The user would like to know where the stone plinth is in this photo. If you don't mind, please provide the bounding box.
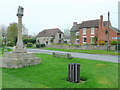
[1,52,41,68]
[12,46,27,53]
[0,6,41,68]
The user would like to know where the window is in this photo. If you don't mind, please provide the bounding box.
[83,28,86,35]
[76,39,79,43]
[83,36,87,43]
[59,34,61,38]
[91,28,95,34]
[76,31,79,36]
[91,36,95,43]
[105,30,108,34]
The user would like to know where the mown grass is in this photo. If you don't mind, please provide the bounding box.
[2,53,118,88]
[42,47,119,55]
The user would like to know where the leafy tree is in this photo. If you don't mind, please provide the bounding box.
[6,22,28,46]
[0,25,8,46]
[7,22,18,46]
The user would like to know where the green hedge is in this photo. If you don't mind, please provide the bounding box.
[27,43,33,47]
[110,41,120,45]
[36,44,45,48]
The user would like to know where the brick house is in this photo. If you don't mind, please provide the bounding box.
[97,26,120,43]
[70,15,120,44]
[36,28,64,45]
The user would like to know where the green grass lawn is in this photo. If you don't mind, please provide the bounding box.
[2,53,118,88]
[42,47,119,56]
[0,47,12,54]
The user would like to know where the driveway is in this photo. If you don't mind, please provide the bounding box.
[27,48,119,63]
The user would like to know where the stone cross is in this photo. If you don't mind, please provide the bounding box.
[12,6,27,53]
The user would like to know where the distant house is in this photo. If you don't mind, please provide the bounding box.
[64,29,70,43]
[36,28,64,45]
[97,26,120,43]
[70,15,120,44]
[70,22,80,44]
[64,35,70,44]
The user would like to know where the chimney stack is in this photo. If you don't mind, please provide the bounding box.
[99,15,104,30]
[73,22,77,26]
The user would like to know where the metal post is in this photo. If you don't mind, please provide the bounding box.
[68,63,80,83]
[107,11,110,51]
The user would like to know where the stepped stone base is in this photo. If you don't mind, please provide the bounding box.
[0,52,41,68]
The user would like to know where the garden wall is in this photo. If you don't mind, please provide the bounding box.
[46,45,116,50]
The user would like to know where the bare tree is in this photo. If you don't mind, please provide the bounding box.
[22,24,28,36]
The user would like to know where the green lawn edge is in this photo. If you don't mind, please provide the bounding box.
[2,53,118,88]
[42,47,119,56]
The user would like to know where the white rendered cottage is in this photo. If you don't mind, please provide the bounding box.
[36,28,64,45]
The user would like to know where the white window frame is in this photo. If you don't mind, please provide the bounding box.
[76,39,79,43]
[82,36,87,43]
[91,36,95,43]
[83,28,86,35]
[91,28,95,34]
[76,31,79,36]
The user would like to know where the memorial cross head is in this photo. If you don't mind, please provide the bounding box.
[17,6,24,18]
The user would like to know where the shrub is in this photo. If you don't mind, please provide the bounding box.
[97,41,105,45]
[110,41,120,45]
[23,38,36,44]
[110,41,118,45]
[36,44,46,48]
[7,42,14,46]
[27,43,33,47]
[41,44,45,47]
[36,44,41,48]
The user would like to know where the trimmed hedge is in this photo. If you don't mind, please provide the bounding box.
[27,43,33,47]
[36,44,45,48]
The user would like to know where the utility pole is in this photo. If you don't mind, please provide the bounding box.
[107,11,110,51]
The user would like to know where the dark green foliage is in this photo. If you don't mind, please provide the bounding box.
[36,44,41,48]
[50,38,55,43]
[27,43,33,47]
[110,41,119,45]
[36,44,45,48]
[41,44,45,47]
[7,42,14,46]
[7,23,18,46]
[23,38,36,44]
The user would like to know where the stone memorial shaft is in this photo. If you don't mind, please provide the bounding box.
[12,6,26,53]
[17,14,23,48]
[0,6,41,68]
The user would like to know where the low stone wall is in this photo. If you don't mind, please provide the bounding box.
[46,45,116,50]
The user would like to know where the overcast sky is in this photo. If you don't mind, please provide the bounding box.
[0,0,119,35]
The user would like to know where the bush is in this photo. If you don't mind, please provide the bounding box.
[7,42,14,46]
[97,41,105,45]
[36,44,41,48]
[36,44,46,48]
[41,44,45,47]
[110,41,118,45]
[27,43,33,47]
[23,38,36,44]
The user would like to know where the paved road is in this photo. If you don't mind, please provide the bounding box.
[27,49,119,63]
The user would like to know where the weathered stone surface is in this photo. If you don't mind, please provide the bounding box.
[53,52,73,59]
[0,6,41,68]
[1,52,41,68]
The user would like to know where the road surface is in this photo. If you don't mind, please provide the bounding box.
[27,48,119,63]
